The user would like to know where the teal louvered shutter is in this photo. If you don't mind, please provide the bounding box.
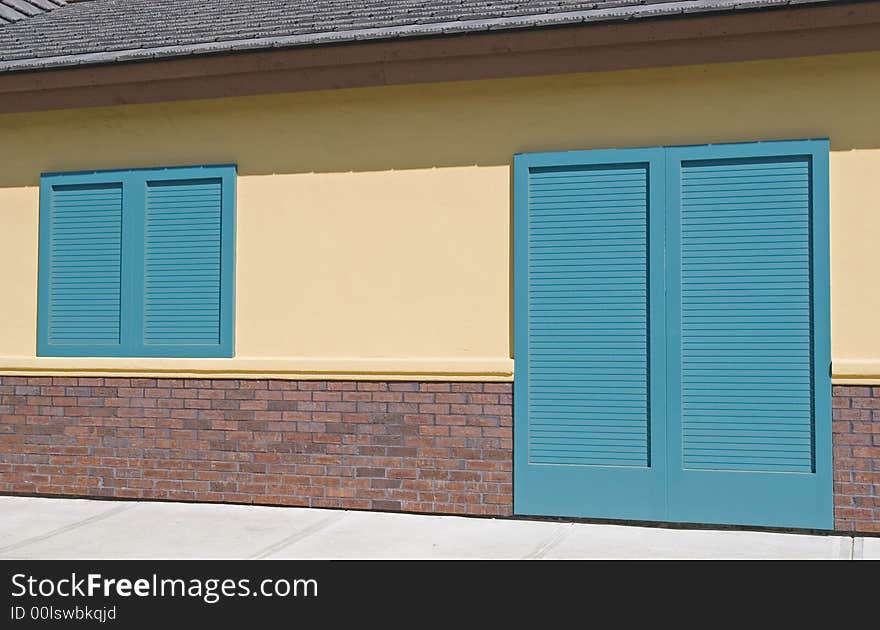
[679,158,813,471]
[143,177,226,351]
[39,165,235,358]
[514,148,667,520]
[665,141,831,529]
[38,179,124,355]
[515,140,830,529]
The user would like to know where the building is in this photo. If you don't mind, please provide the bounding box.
[1,0,878,533]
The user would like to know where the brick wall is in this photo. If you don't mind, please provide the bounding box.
[0,377,513,516]
[3,376,879,532]
[832,385,880,533]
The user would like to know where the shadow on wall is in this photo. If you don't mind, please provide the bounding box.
[1,52,880,187]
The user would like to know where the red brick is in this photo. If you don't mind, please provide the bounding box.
[853,446,880,459]
[833,408,872,421]
[837,434,873,446]
[326,382,357,391]
[418,403,449,414]
[450,383,482,393]
[387,382,418,392]
[435,415,466,426]
[297,382,327,391]
[834,386,873,397]
[484,383,511,392]
[339,391,370,402]
[371,392,403,403]
[419,383,451,393]
[352,382,385,391]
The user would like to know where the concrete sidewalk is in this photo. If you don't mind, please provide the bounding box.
[0,496,876,560]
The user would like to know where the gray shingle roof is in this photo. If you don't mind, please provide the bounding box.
[0,0,851,73]
[0,0,65,25]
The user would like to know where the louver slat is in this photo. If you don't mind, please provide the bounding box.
[144,178,223,346]
[527,165,650,467]
[679,157,814,473]
[47,183,123,347]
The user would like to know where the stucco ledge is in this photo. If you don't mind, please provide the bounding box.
[0,356,515,382]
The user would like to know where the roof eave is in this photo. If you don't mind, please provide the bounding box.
[0,0,846,75]
[0,0,879,114]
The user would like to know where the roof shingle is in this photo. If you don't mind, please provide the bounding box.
[0,0,65,26]
[0,0,852,73]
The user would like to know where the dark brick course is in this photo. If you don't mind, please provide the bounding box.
[0,377,512,516]
[832,384,880,533]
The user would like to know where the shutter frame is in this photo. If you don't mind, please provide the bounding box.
[136,166,236,358]
[38,165,236,358]
[38,172,125,356]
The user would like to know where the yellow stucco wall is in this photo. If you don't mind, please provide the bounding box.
[1,51,879,382]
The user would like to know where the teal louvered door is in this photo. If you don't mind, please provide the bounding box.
[665,142,831,529]
[39,182,124,354]
[144,178,225,350]
[514,148,667,520]
[514,140,831,528]
[38,165,235,358]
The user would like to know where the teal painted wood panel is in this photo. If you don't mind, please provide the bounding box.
[514,148,668,521]
[144,178,223,346]
[664,140,832,529]
[679,157,814,472]
[527,165,650,467]
[44,182,123,348]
